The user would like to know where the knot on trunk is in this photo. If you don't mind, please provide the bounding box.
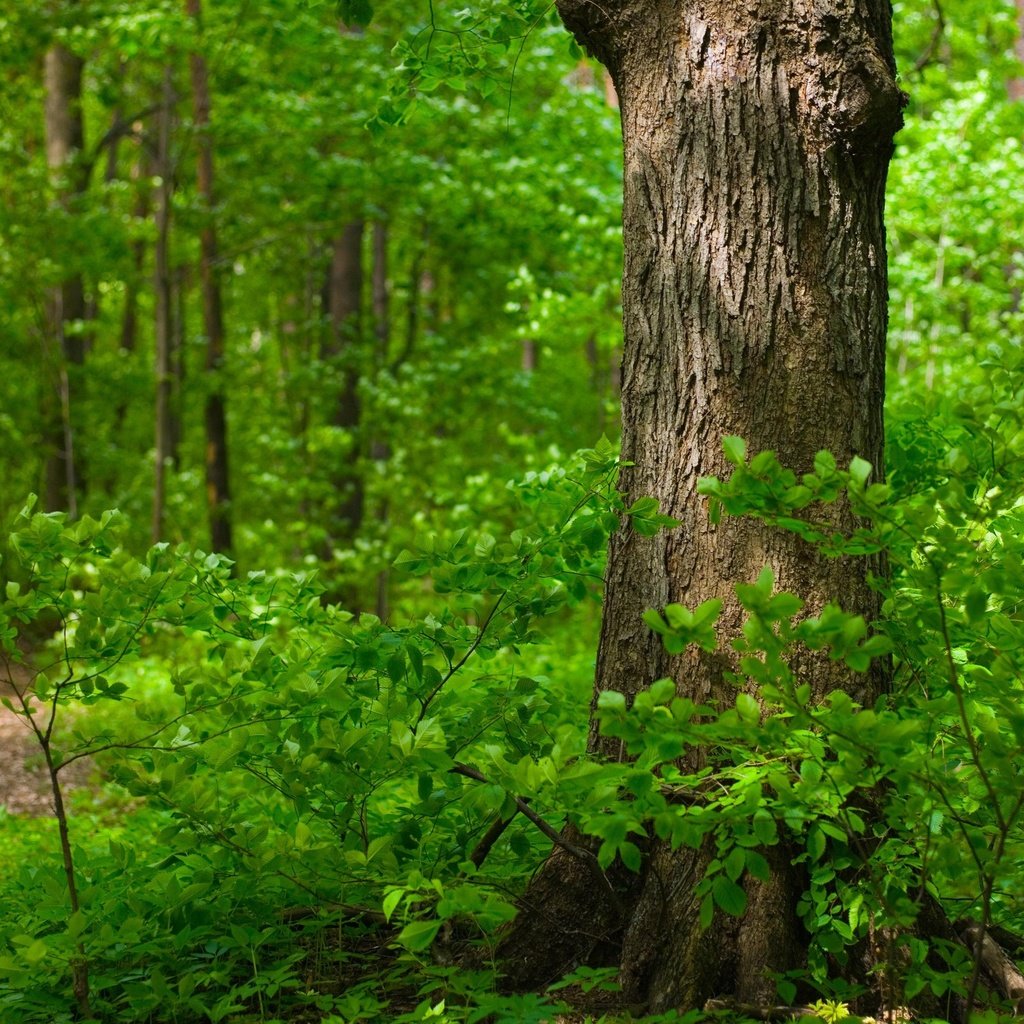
[811,46,906,156]
[555,0,624,73]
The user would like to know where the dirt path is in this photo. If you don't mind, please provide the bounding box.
[1,665,93,817]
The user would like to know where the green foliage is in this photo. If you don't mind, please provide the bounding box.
[0,442,624,1021]
[2,0,1024,1020]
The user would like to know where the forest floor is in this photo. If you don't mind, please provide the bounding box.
[0,666,93,816]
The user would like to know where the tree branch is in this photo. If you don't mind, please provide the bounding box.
[450,761,623,919]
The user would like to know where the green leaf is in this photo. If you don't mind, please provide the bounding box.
[597,690,626,712]
[692,598,723,626]
[723,435,746,466]
[753,813,778,845]
[398,919,441,951]
[712,874,747,916]
[964,588,988,622]
[736,692,760,723]
[619,841,642,872]
[724,846,746,881]
[417,774,433,801]
[383,889,404,923]
[24,939,47,965]
[699,893,714,930]
[745,850,771,880]
[848,455,872,485]
[807,826,826,862]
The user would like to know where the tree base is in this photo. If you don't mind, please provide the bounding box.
[497,838,1023,1023]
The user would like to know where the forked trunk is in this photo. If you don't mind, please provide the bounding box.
[502,0,903,1011]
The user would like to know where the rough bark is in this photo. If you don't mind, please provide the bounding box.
[502,0,904,1013]
[42,39,88,516]
[187,0,233,557]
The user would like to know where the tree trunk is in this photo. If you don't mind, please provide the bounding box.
[501,0,904,1013]
[152,68,175,544]
[322,220,365,564]
[521,338,539,373]
[171,262,188,468]
[42,39,88,516]
[111,146,153,450]
[371,220,391,621]
[187,0,233,557]
[1009,0,1024,101]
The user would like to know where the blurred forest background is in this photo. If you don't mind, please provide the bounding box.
[0,0,1021,602]
[3,0,1024,1021]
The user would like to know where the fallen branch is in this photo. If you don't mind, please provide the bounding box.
[704,998,819,1019]
[958,921,1024,1012]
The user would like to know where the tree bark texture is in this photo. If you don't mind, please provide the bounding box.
[187,0,233,557]
[42,40,88,515]
[502,0,903,1012]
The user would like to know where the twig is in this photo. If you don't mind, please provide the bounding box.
[450,762,623,919]
[912,0,946,73]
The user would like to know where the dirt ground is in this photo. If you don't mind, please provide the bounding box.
[1,664,93,817]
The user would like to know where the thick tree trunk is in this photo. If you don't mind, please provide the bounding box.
[42,40,88,516]
[502,0,903,1013]
[187,0,233,557]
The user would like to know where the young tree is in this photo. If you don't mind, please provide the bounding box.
[501,0,906,1012]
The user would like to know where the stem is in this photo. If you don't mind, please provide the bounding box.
[43,740,91,1019]
[468,811,519,869]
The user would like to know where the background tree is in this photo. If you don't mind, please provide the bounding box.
[42,13,88,516]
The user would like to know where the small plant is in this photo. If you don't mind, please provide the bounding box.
[809,999,851,1023]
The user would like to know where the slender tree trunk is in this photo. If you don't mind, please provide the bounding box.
[171,263,187,468]
[395,245,426,369]
[502,0,904,1012]
[42,39,88,515]
[153,69,175,544]
[1009,0,1024,101]
[187,0,233,557]
[372,220,392,620]
[372,220,389,365]
[322,220,365,566]
[114,156,151,437]
[521,338,539,373]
